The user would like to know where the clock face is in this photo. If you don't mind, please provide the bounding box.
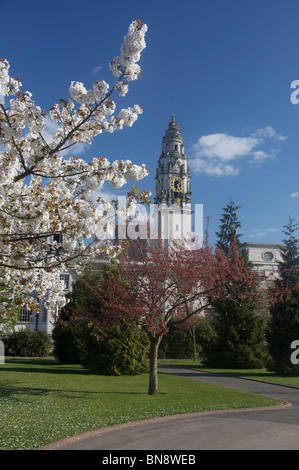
[170,177,184,192]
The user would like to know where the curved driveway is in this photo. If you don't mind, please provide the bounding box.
[41,366,299,450]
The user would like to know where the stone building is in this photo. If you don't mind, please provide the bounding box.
[239,242,283,284]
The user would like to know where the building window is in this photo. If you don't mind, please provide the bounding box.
[60,274,70,290]
[263,251,274,261]
[42,308,47,323]
[20,305,31,322]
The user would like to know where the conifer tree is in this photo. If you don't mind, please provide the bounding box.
[52,263,150,373]
[199,199,267,368]
[266,216,299,375]
[215,198,242,254]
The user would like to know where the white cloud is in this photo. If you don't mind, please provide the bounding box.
[249,227,280,238]
[92,65,102,75]
[191,133,259,162]
[90,188,122,205]
[189,126,287,177]
[189,157,240,177]
[252,126,287,141]
[250,149,276,165]
[290,192,299,198]
[41,115,59,142]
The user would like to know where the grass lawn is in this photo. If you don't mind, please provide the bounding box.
[0,357,282,450]
[158,359,299,388]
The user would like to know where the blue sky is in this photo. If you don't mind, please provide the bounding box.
[2,0,299,246]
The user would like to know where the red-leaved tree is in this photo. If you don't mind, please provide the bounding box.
[116,234,261,395]
[70,232,262,394]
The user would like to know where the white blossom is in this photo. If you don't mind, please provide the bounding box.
[0,20,149,319]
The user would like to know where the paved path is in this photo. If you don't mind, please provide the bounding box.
[40,366,299,450]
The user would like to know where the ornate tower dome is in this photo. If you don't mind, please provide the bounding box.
[155,114,191,207]
[153,115,192,241]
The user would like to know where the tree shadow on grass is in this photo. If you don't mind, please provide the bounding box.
[0,359,150,399]
[0,384,146,402]
[2,358,94,376]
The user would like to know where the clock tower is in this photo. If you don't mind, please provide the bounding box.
[153,115,192,241]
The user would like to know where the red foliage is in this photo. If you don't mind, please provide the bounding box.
[114,235,260,337]
[68,271,143,337]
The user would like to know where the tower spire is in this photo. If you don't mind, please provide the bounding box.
[154,116,191,207]
[153,116,192,241]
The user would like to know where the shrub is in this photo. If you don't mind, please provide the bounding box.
[52,264,150,375]
[198,308,267,369]
[3,329,51,357]
[80,324,150,375]
[52,320,84,364]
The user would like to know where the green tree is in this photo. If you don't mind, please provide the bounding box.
[266,216,299,375]
[79,322,149,376]
[199,303,267,368]
[199,199,267,368]
[52,270,104,364]
[52,263,149,374]
[64,270,104,313]
[215,198,242,253]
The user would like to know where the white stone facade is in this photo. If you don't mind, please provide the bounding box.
[239,242,283,282]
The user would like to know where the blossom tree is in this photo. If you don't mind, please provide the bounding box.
[111,234,261,395]
[0,20,149,318]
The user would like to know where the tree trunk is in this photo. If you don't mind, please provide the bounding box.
[148,334,162,395]
[192,326,197,361]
